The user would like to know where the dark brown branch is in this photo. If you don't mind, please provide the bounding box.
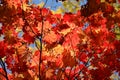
[38,0,48,80]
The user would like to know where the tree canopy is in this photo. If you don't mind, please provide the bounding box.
[0,0,120,80]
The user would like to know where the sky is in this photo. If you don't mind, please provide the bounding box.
[30,0,62,10]
[30,0,88,10]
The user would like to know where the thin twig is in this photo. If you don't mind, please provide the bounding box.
[73,57,91,79]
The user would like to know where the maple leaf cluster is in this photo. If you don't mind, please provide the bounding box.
[0,0,120,80]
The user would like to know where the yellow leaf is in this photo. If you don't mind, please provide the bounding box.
[52,7,64,14]
[70,50,75,57]
[53,44,64,56]
[18,74,24,78]
[22,3,29,11]
[34,76,39,80]
[59,28,71,36]
[35,38,41,50]
[46,69,54,79]
[101,0,105,2]
[62,0,80,13]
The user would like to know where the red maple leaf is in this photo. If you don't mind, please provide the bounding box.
[0,41,7,57]
[23,32,35,43]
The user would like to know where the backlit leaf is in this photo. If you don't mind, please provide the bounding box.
[46,69,54,79]
[23,32,35,43]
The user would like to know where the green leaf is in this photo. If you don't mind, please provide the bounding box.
[114,26,120,40]
[62,0,80,13]
[113,3,120,11]
[35,38,41,50]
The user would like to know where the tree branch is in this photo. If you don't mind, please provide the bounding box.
[38,0,48,80]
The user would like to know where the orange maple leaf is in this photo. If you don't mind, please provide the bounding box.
[46,69,54,79]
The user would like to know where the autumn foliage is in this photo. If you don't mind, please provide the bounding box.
[0,0,120,80]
